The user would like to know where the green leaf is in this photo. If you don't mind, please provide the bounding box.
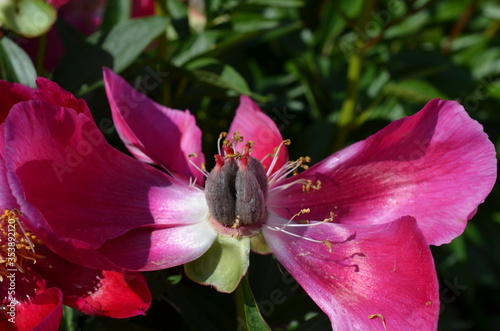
[0,0,56,38]
[237,276,271,331]
[247,0,304,7]
[166,0,190,40]
[184,235,250,293]
[0,37,36,87]
[102,16,169,72]
[100,0,132,32]
[54,16,168,94]
[194,64,252,95]
[384,79,449,103]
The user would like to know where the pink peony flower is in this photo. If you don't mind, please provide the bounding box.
[4,69,496,330]
[0,79,151,331]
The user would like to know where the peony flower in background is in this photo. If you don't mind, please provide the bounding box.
[3,70,496,329]
[0,79,151,331]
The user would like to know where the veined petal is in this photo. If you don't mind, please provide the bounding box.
[228,96,288,173]
[263,215,439,330]
[35,246,151,318]
[5,101,214,271]
[103,68,205,185]
[269,99,497,245]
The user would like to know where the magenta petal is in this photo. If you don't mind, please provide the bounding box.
[263,215,439,330]
[270,99,497,245]
[5,101,215,271]
[0,80,35,122]
[228,96,288,173]
[33,78,93,117]
[103,68,205,185]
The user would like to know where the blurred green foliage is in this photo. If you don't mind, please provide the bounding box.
[1,0,500,330]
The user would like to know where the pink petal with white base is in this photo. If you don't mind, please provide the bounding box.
[263,215,439,330]
[5,101,215,271]
[228,96,288,173]
[269,99,497,246]
[103,68,205,185]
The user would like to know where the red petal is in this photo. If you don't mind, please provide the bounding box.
[32,246,151,318]
[0,288,63,331]
[263,216,439,330]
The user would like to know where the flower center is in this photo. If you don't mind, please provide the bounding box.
[0,209,44,281]
[205,133,268,237]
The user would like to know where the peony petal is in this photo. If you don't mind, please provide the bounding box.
[103,68,205,185]
[33,78,92,117]
[0,287,63,331]
[5,101,214,271]
[269,99,497,245]
[0,125,17,208]
[35,246,151,318]
[228,96,288,173]
[263,215,439,330]
[0,80,35,123]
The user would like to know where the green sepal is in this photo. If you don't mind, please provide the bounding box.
[0,0,56,38]
[184,235,250,293]
[250,232,272,255]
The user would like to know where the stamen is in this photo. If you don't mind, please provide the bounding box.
[266,224,333,252]
[302,180,322,193]
[0,209,44,280]
[188,153,209,178]
[281,212,335,227]
[266,139,291,176]
[268,155,312,185]
[278,208,310,230]
[231,131,244,150]
[217,132,228,156]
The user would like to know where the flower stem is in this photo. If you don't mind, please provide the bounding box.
[35,33,47,76]
[333,0,377,152]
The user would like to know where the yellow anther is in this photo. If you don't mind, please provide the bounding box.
[368,314,388,331]
[188,153,198,158]
[219,132,228,140]
[302,180,322,193]
[1,209,44,279]
[323,240,333,253]
[324,211,335,223]
[231,131,244,143]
